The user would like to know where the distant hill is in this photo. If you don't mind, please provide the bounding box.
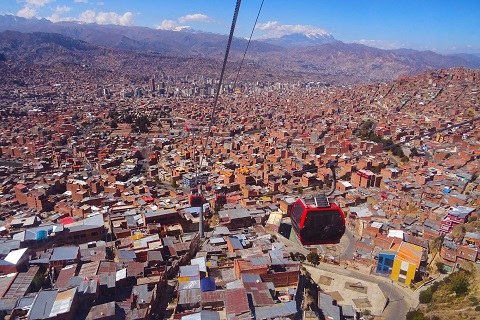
[0,15,281,58]
[0,30,99,63]
[261,32,336,48]
[1,14,479,84]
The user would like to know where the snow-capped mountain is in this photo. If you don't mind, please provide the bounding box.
[260,32,336,48]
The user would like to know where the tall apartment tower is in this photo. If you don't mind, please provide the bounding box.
[149,77,156,92]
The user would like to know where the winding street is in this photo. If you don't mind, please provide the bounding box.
[275,229,417,319]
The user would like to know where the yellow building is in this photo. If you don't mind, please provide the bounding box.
[390,242,424,285]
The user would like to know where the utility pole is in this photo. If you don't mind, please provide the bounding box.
[199,184,204,239]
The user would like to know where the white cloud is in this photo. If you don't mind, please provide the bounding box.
[78,10,96,23]
[155,19,189,31]
[255,21,330,38]
[155,19,177,30]
[74,0,89,3]
[75,10,135,25]
[17,0,54,19]
[178,13,212,24]
[47,5,72,22]
[97,11,134,25]
[17,6,37,19]
[97,2,104,5]
[353,39,405,50]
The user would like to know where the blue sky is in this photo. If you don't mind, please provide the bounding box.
[1,0,479,54]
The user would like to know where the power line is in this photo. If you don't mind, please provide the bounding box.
[199,0,242,167]
[232,0,265,90]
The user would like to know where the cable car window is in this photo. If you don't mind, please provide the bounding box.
[301,210,344,243]
[291,201,304,231]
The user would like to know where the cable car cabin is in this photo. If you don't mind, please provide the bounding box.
[290,195,346,245]
[189,188,205,208]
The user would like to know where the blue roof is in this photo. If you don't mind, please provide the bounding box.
[50,247,79,261]
[228,236,243,250]
[200,277,216,292]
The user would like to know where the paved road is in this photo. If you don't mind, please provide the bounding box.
[275,231,416,319]
[339,229,356,260]
[312,262,412,320]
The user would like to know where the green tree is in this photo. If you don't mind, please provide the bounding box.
[435,261,445,273]
[295,252,306,262]
[419,288,433,304]
[124,114,133,124]
[392,145,405,157]
[448,271,470,296]
[406,310,425,320]
[32,273,46,291]
[410,147,419,157]
[306,251,320,266]
[432,235,444,252]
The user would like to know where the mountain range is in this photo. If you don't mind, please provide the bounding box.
[0,14,479,85]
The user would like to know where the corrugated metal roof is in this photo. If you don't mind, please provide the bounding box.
[209,237,226,244]
[225,288,250,319]
[212,226,231,236]
[249,256,269,266]
[255,301,297,319]
[126,261,144,278]
[191,257,207,273]
[50,247,79,261]
[226,280,243,289]
[182,311,220,320]
[49,288,76,317]
[85,301,115,320]
[0,273,17,298]
[241,274,262,283]
[78,261,100,279]
[117,249,136,262]
[144,209,177,218]
[4,248,27,264]
[180,265,200,278]
[269,250,289,265]
[244,282,274,306]
[28,290,57,320]
[228,236,243,250]
[178,288,201,305]
[54,264,76,289]
[178,280,200,290]
[201,290,225,304]
[200,277,215,292]
[3,265,39,299]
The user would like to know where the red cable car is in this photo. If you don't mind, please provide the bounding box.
[290,194,346,245]
[189,188,205,208]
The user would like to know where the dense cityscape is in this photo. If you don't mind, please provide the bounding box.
[0,12,479,320]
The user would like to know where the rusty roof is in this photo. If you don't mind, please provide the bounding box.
[0,273,17,298]
[244,282,274,307]
[54,264,76,290]
[77,261,100,279]
[225,288,250,319]
[85,301,115,320]
[3,265,39,299]
[201,290,225,304]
